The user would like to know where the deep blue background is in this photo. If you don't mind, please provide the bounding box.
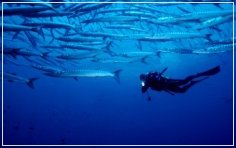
[2,2,234,145]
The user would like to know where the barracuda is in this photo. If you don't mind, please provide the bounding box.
[2,6,49,16]
[193,15,232,30]
[56,52,98,60]
[138,32,212,42]
[180,10,233,21]
[4,48,49,59]
[44,69,122,83]
[97,8,140,15]
[192,44,233,54]
[3,72,39,89]
[23,22,76,30]
[56,36,103,43]
[22,12,75,18]
[31,64,62,73]
[81,16,141,24]
[3,23,39,32]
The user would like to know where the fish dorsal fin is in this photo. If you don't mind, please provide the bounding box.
[177,6,191,13]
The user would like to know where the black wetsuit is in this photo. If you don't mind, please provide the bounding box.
[140,65,220,95]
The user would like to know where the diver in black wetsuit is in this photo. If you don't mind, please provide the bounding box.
[140,65,220,100]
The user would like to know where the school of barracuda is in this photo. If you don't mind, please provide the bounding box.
[1,2,234,88]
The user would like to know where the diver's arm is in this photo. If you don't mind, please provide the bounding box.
[141,86,149,93]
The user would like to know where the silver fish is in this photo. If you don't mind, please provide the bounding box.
[44,69,122,83]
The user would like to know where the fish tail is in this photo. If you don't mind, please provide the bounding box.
[205,33,213,43]
[141,56,149,64]
[32,26,45,40]
[113,69,122,84]
[42,52,50,60]
[103,41,116,56]
[23,31,37,47]
[49,28,56,44]
[26,77,39,89]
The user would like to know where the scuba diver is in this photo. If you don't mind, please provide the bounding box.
[140,65,220,100]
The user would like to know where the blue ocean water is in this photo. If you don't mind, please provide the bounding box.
[2,2,234,145]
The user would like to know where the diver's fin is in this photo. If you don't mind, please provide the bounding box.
[113,69,122,84]
[26,78,39,89]
[196,65,220,77]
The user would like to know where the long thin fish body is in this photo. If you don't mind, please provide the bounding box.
[23,22,75,30]
[3,72,39,89]
[104,25,147,32]
[138,32,208,41]
[2,6,49,16]
[121,11,158,19]
[80,42,105,46]
[64,3,89,12]
[144,16,186,25]
[56,36,102,43]
[81,16,141,23]
[180,10,233,21]
[193,15,232,30]
[207,37,235,45]
[132,5,177,16]
[3,48,41,57]
[76,31,116,38]
[40,45,61,49]
[76,3,110,13]
[145,10,232,25]
[56,52,97,60]
[104,24,133,29]
[74,32,148,40]
[15,49,44,57]
[31,64,62,73]
[157,32,205,39]
[97,8,140,15]
[22,12,75,18]
[121,51,158,57]
[92,58,134,64]
[192,44,233,54]
[110,34,149,40]
[60,44,103,51]
[3,23,38,32]
[155,48,193,54]
[46,69,114,78]
[4,73,30,83]
[44,68,122,83]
